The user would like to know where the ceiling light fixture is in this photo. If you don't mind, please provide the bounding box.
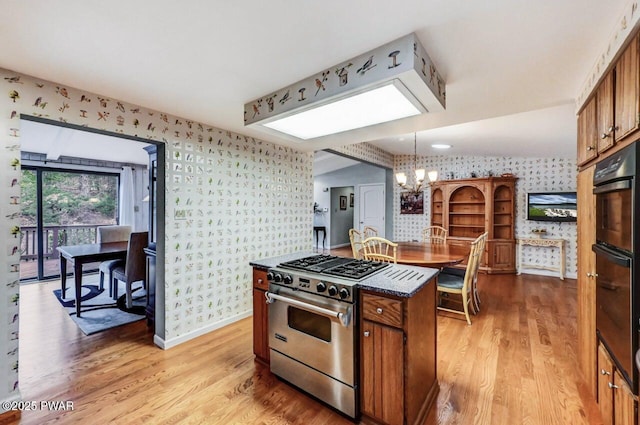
[431,144,451,149]
[244,33,446,141]
[396,133,438,194]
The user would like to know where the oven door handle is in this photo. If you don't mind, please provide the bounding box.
[265,292,351,327]
[592,244,632,268]
[593,179,631,194]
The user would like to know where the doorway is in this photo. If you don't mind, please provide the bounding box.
[329,187,354,248]
[17,116,165,337]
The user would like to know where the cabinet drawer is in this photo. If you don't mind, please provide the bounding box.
[253,269,268,290]
[362,293,403,328]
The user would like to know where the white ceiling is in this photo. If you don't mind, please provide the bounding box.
[1,1,628,157]
[20,120,150,165]
[314,151,361,176]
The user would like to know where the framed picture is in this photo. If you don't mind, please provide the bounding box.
[350,193,354,207]
[340,195,347,210]
[400,191,424,214]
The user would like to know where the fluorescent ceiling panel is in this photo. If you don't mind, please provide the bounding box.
[263,83,422,140]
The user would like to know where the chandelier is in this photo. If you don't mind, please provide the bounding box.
[395,133,437,194]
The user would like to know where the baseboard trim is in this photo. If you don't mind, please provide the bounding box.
[153,310,252,350]
[518,269,577,280]
[0,392,22,424]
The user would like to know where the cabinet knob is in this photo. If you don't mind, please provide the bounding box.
[376,307,383,314]
[601,369,611,376]
[587,146,595,151]
[586,272,598,278]
[257,278,263,284]
[601,133,609,139]
[364,331,370,337]
[608,382,618,389]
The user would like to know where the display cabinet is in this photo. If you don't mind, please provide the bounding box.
[430,176,517,273]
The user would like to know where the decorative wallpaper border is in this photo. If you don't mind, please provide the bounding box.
[576,0,640,110]
[244,33,445,126]
[0,68,313,404]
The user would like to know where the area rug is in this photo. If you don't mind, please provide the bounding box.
[52,276,146,335]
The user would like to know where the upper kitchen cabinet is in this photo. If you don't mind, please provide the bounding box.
[615,34,640,143]
[577,96,598,166]
[580,34,640,169]
[597,70,616,153]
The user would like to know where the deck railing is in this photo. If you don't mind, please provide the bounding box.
[20,224,104,262]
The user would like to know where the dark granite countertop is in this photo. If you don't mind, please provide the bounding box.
[250,253,438,298]
[357,264,439,298]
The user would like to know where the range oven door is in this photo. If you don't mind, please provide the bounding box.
[266,284,357,417]
[594,179,632,253]
[267,284,355,384]
[593,243,637,390]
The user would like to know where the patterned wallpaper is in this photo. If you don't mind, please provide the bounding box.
[0,68,313,403]
[393,155,578,277]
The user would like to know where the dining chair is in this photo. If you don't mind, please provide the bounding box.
[436,232,488,325]
[97,225,132,297]
[422,225,447,244]
[112,231,148,307]
[362,236,398,263]
[363,226,378,238]
[349,228,364,259]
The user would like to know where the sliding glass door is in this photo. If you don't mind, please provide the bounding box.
[20,167,119,281]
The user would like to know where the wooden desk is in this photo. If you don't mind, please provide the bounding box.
[517,237,565,280]
[394,241,470,268]
[57,242,128,317]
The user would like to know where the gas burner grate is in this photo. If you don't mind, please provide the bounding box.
[278,255,389,280]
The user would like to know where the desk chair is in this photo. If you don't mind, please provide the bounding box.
[422,225,447,244]
[112,231,148,308]
[363,226,379,238]
[97,225,131,297]
[349,229,363,259]
[436,232,487,325]
[362,236,398,264]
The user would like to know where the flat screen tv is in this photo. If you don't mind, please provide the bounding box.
[527,192,577,222]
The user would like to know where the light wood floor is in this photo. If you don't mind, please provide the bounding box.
[13,269,603,424]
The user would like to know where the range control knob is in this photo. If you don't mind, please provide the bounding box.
[283,275,293,285]
[266,272,274,281]
[328,285,338,296]
[316,282,327,292]
[273,273,283,283]
[339,288,350,300]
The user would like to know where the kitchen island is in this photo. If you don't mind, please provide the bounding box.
[250,253,439,425]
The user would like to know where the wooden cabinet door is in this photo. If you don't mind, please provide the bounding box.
[361,320,404,425]
[577,96,598,166]
[615,35,640,142]
[598,345,615,425]
[487,240,515,272]
[598,71,616,153]
[613,370,636,425]
[577,166,597,394]
[252,288,269,363]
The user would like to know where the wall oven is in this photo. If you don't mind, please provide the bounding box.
[593,141,640,393]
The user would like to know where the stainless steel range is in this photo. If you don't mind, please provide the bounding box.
[265,255,389,418]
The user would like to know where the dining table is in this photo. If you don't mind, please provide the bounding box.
[57,241,128,317]
[394,241,470,268]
